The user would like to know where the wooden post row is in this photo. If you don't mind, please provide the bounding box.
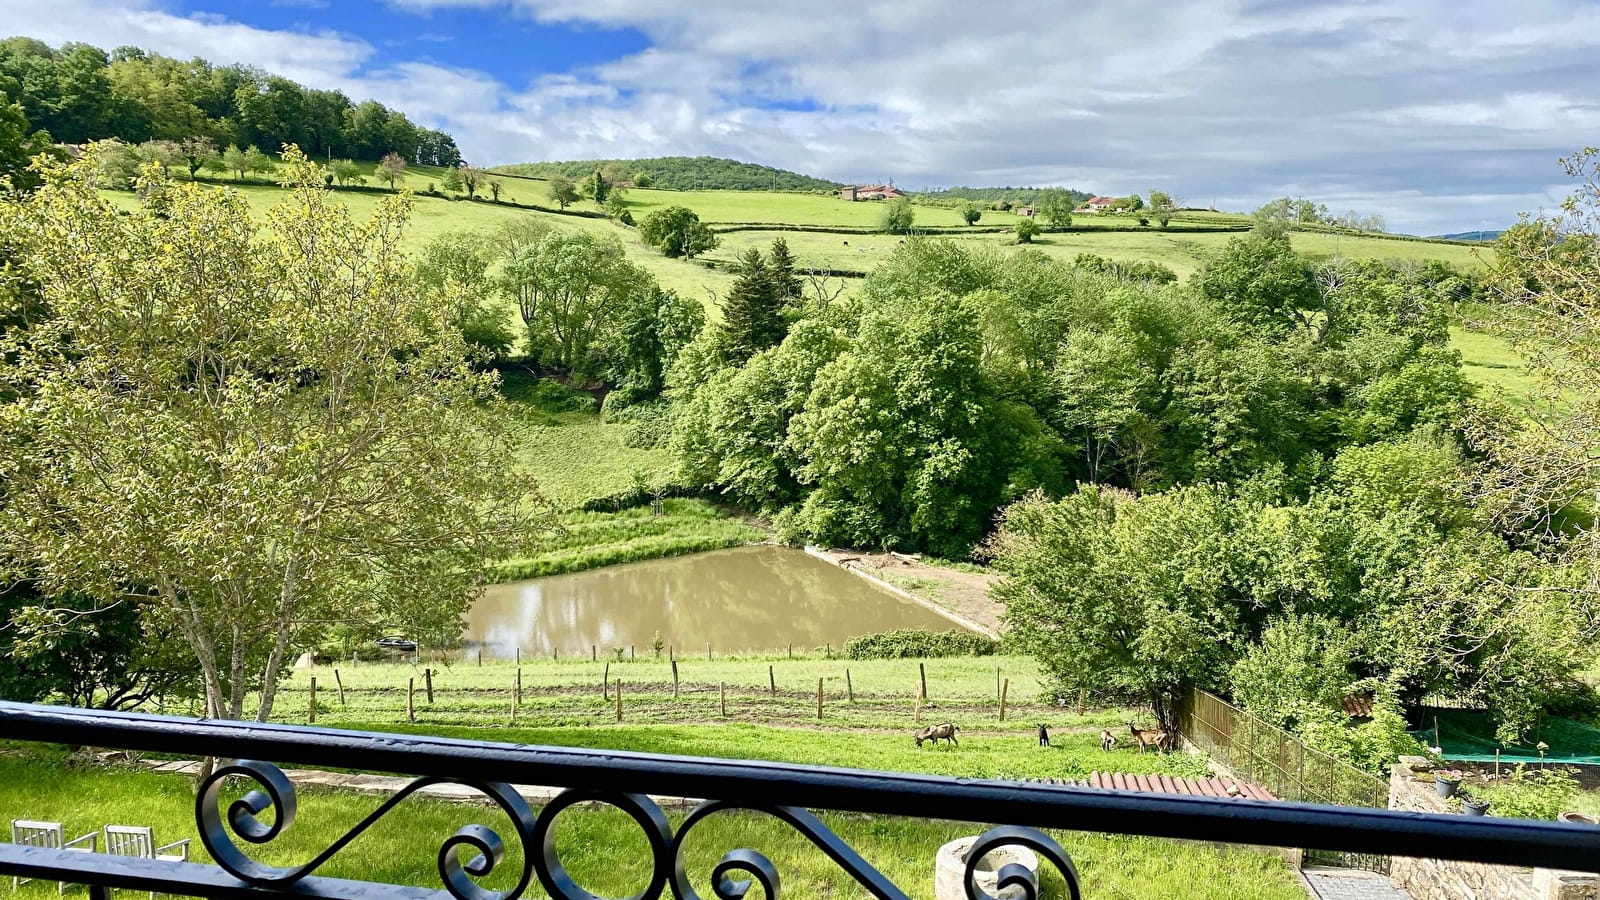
[615,679,622,722]
[308,676,317,724]
[425,668,434,705]
[920,662,928,701]
[672,660,680,698]
[407,677,415,723]
[603,662,610,698]
[720,682,727,717]
[1000,678,1010,722]
[816,677,823,719]
[769,665,776,695]
[846,669,854,703]
[333,668,345,706]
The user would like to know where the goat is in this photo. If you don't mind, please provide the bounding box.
[1100,729,1118,752]
[1037,724,1050,747]
[915,722,960,748]
[1127,722,1168,754]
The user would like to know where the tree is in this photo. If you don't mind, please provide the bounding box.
[328,158,363,185]
[1148,190,1175,228]
[767,237,804,308]
[376,151,406,189]
[1034,189,1074,228]
[546,174,579,209]
[721,248,787,365]
[1014,218,1041,243]
[0,147,539,723]
[589,167,608,203]
[496,230,655,378]
[639,206,719,258]
[460,166,483,199]
[415,231,512,359]
[0,98,57,191]
[604,191,629,220]
[441,165,462,195]
[1192,226,1320,337]
[489,179,501,202]
[961,203,981,225]
[1,582,200,710]
[178,136,216,179]
[242,145,272,178]
[881,197,915,234]
[633,171,653,188]
[221,143,248,179]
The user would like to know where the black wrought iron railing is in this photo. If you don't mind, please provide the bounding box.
[0,700,1596,900]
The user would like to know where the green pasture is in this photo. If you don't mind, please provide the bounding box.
[0,750,1304,900]
[490,499,763,581]
[707,225,1484,279]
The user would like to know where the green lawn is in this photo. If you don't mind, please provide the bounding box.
[707,224,1484,280]
[0,749,1305,900]
[489,499,764,582]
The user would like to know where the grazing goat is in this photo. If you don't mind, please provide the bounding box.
[1100,729,1118,752]
[1037,724,1050,747]
[915,722,960,748]
[1127,722,1168,754]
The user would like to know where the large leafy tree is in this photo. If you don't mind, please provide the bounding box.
[639,205,718,258]
[496,229,655,379]
[0,147,540,722]
[1034,188,1074,228]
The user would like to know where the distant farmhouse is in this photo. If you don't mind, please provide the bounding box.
[842,184,907,201]
[1014,206,1035,217]
[1079,195,1117,213]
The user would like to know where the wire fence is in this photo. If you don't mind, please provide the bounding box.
[1174,689,1392,874]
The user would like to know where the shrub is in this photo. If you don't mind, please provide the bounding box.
[1014,219,1041,243]
[1488,766,1581,820]
[881,197,915,234]
[843,628,999,659]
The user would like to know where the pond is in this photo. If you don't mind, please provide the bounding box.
[463,545,968,658]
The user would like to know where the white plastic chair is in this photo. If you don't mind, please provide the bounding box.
[102,827,190,900]
[9,820,97,893]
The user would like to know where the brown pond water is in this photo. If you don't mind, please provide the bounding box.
[463,546,966,658]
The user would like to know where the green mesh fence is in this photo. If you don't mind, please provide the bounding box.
[1415,709,1600,766]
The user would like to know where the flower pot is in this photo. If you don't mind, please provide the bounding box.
[1557,811,1599,826]
[1462,799,1490,817]
[1434,778,1460,798]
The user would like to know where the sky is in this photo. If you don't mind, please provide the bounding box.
[5,0,1599,235]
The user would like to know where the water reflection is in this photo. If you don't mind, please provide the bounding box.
[464,546,965,657]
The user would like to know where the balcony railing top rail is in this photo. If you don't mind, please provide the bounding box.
[0,700,1595,900]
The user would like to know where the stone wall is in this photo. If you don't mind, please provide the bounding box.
[1388,762,1597,900]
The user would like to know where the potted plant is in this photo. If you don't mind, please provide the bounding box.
[1433,769,1464,798]
[1462,796,1490,817]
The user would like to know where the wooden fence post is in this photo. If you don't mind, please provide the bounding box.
[477,649,482,667]
[672,660,680,698]
[1077,689,1086,717]
[592,645,597,662]
[786,643,792,659]
[720,682,727,717]
[817,678,823,720]
[769,665,776,695]
[846,669,854,703]
[333,669,345,706]
[1000,678,1010,722]
[407,678,415,723]
[825,643,831,660]
[995,668,1001,704]
[919,662,928,701]
[425,668,434,705]
[516,667,522,708]
[603,662,610,698]
[515,648,520,666]
[707,642,712,661]
[615,679,622,722]
[308,676,317,724]
[554,647,559,662]
[630,645,635,660]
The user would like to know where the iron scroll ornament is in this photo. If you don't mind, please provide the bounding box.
[196,759,537,900]
[668,799,1082,900]
[197,760,1080,900]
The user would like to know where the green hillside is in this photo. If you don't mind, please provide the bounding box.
[494,155,839,191]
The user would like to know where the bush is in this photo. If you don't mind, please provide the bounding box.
[843,628,999,659]
[881,197,915,234]
[1014,219,1041,243]
[1487,765,1581,820]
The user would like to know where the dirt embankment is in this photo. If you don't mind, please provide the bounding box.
[807,548,1003,637]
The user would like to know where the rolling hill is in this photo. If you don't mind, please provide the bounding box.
[493,156,840,192]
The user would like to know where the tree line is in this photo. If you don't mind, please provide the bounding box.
[0,36,460,166]
[498,156,839,192]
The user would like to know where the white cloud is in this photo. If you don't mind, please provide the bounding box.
[12,0,1600,233]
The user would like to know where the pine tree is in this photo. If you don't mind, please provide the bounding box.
[767,237,804,308]
[591,167,608,203]
[721,248,786,364]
